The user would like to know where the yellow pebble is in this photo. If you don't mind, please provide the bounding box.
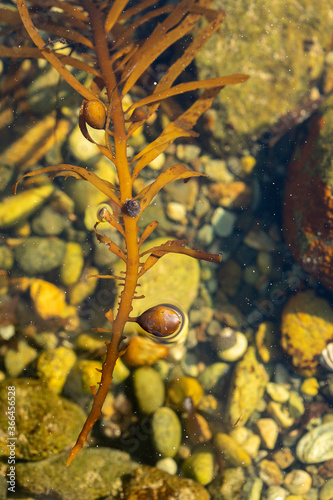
[240,155,256,174]
[301,377,319,396]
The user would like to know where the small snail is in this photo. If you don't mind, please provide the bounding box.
[124,198,141,217]
[135,304,188,345]
[82,99,106,129]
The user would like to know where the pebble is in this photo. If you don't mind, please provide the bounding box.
[65,360,103,397]
[211,207,237,237]
[265,486,289,500]
[266,382,290,403]
[181,450,215,485]
[301,378,320,396]
[259,459,284,486]
[37,346,77,393]
[255,418,279,450]
[148,152,165,170]
[133,366,165,415]
[15,236,66,274]
[198,362,229,390]
[4,340,38,377]
[156,457,178,475]
[166,201,187,223]
[152,407,181,458]
[202,157,234,183]
[176,144,201,163]
[296,422,333,464]
[0,245,13,270]
[68,267,99,305]
[230,426,261,459]
[123,336,168,367]
[0,184,54,229]
[197,224,214,246]
[319,477,333,500]
[69,124,102,163]
[273,448,295,470]
[284,470,312,495]
[208,181,252,209]
[267,402,295,429]
[31,206,69,235]
[214,432,252,467]
[225,346,268,428]
[167,376,203,410]
[60,241,84,286]
[288,391,305,419]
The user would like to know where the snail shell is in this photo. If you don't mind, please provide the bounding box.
[320,343,333,371]
[124,198,141,217]
[82,99,106,129]
[136,304,188,345]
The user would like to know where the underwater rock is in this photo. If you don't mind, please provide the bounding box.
[213,432,252,467]
[181,450,215,486]
[0,378,86,460]
[281,290,333,375]
[4,340,38,377]
[30,279,78,327]
[37,346,77,393]
[60,241,84,287]
[283,94,333,291]
[68,266,99,305]
[65,360,103,398]
[225,346,268,428]
[123,336,168,367]
[167,376,204,411]
[14,236,66,274]
[133,366,165,415]
[296,422,333,464]
[0,245,13,270]
[31,205,69,235]
[16,448,139,500]
[0,184,54,229]
[121,464,210,500]
[152,406,182,458]
[208,181,253,209]
[196,0,333,151]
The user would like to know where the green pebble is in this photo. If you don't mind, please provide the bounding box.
[0,245,14,270]
[5,340,38,377]
[288,391,305,419]
[37,346,77,393]
[214,432,251,467]
[60,241,84,286]
[14,236,66,274]
[133,366,165,415]
[181,451,215,485]
[0,378,86,460]
[152,407,182,458]
[31,206,69,236]
[198,362,229,390]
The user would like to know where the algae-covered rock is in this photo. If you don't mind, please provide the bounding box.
[225,346,268,428]
[37,346,77,393]
[122,464,210,500]
[65,359,103,398]
[196,0,333,152]
[16,448,139,500]
[0,378,86,460]
[133,366,165,415]
[0,184,54,229]
[152,407,182,458]
[0,245,13,270]
[14,236,66,274]
[181,450,215,485]
[281,290,333,375]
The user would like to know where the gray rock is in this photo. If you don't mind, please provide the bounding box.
[14,236,66,274]
[296,422,333,464]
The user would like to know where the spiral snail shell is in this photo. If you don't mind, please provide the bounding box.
[136,304,188,345]
[320,342,333,371]
[82,99,106,129]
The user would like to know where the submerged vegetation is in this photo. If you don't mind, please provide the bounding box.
[0,0,248,465]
